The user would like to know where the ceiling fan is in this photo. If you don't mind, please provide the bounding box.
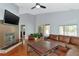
[31,3,46,9]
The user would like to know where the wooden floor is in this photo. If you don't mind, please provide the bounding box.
[0,42,28,56]
[0,40,79,56]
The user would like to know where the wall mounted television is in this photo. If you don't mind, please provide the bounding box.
[4,10,19,25]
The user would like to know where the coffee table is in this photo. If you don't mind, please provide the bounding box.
[27,40,58,56]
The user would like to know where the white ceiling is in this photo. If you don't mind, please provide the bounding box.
[15,3,79,15]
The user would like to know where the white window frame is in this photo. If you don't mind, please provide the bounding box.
[39,24,50,37]
[59,24,78,36]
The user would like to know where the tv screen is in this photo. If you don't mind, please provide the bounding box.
[4,10,19,25]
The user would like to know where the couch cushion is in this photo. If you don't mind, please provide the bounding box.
[70,37,79,46]
[58,35,70,43]
[53,45,69,56]
[54,50,66,56]
[28,35,35,40]
[54,45,69,52]
[48,34,58,41]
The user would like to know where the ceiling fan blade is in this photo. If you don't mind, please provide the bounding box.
[31,6,36,9]
[40,5,46,8]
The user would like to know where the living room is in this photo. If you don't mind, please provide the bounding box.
[0,0,79,58]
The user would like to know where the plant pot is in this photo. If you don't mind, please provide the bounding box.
[35,38,38,41]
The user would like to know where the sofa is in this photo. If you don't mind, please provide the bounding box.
[48,34,79,56]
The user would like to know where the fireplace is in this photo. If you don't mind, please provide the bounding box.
[0,33,17,50]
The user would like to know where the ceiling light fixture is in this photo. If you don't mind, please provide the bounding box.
[36,5,40,8]
[31,3,46,9]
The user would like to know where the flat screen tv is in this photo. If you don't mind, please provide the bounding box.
[4,10,19,25]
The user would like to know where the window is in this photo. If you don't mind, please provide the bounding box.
[59,25,77,36]
[38,24,50,36]
[44,24,50,36]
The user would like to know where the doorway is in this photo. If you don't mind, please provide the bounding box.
[20,25,25,41]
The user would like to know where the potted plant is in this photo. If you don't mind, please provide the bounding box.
[30,33,43,40]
